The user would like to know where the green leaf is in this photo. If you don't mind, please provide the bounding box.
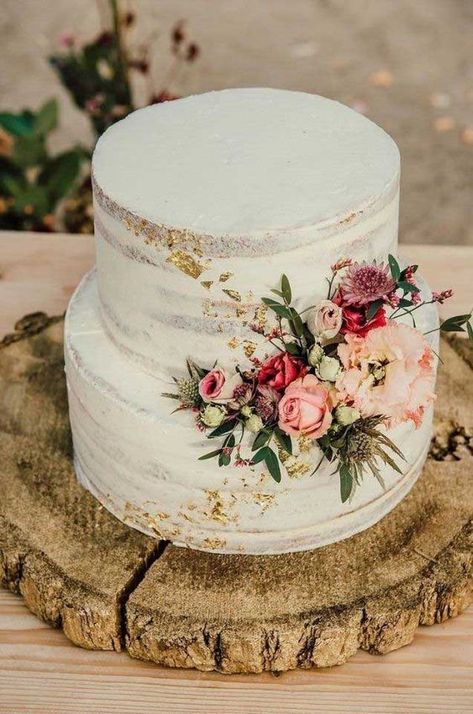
[388,254,401,281]
[251,446,270,464]
[398,281,420,294]
[339,464,353,503]
[439,314,472,333]
[0,111,34,136]
[38,150,81,201]
[252,429,272,451]
[13,134,48,168]
[467,321,473,343]
[264,447,281,483]
[224,434,236,449]
[218,450,231,467]
[270,289,285,298]
[398,298,413,308]
[289,308,304,337]
[284,341,301,356]
[34,99,58,136]
[261,298,292,320]
[208,419,236,438]
[281,274,292,304]
[274,427,292,455]
[366,299,384,321]
[198,448,222,461]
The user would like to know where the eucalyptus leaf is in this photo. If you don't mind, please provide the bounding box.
[264,447,281,483]
[467,321,473,343]
[339,464,353,503]
[366,299,384,321]
[252,429,271,451]
[218,450,231,467]
[38,150,81,201]
[251,446,270,464]
[388,254,401,281]
[34,99,58,136]
[208,419,237,438]
[0,111,34,136]
[284,340,301,356]
[198,448,222,461]
[274,427,292,455]
[281,274,292,304]
[398,281,420,294]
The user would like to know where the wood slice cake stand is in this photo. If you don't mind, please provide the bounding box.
[0,314,472,674]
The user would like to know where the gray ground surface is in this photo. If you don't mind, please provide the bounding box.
[1,0,472,244]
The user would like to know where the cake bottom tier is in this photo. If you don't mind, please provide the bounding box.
[65,270,438,555]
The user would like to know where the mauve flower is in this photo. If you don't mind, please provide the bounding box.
[278,375,333,439]
[257,353,306,392]
[199,368,242,404]
[336,323,436,428]
[254,385,281,423]
[339,261,395,306]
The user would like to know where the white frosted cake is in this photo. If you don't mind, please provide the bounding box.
[65,88,438,554]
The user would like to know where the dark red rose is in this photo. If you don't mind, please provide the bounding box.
[257,353,307,392]
[334,288,387,337]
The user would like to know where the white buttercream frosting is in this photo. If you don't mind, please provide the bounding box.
[64,88,437,554]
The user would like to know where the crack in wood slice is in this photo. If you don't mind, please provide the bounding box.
[0,317,472,672]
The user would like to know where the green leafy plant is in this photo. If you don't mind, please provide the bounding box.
[0,99,82,231]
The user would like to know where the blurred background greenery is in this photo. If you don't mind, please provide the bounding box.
[0,0,472,243]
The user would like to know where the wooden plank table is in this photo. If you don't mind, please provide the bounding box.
[0,231,472,713]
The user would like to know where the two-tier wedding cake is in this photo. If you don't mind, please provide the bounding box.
[64,88,439,554]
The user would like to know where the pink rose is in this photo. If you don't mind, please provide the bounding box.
[336,323,436,428]
[278,374,333,439]
[199,368,243,404]
[258,353,307,392]
[307,300,343,340]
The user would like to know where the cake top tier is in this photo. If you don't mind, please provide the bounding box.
[93,88,399,237]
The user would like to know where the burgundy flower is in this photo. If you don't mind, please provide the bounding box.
[339,261,395,306]
[334,289,387,337]
[254,385,281,423]
[257,353,306,392]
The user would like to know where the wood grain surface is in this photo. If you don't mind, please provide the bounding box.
[0,231,472,712]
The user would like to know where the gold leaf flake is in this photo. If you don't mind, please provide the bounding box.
[222,288,242,302]
[202,537,227,550]
[228,337,240,349]
[253,492,277,513]
[219,271,234,282]
[166,250,205,279]
[156,511,170,520]
[243,340,257,357]
[202,299,218,318]
[201,280,213,290]
[297,435,313,453]
[254,304,267,329]
[236,306,247,319]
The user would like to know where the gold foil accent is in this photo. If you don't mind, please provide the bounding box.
[156,511,170,520]
[201,280,213,290]
[203,537,227,550]
[228,337,240,349]
[253,492,277,513]
[236,306,247,319]
[297,435,313,453]
[254,304,268,330]
[243,340,257,357]
[277,445,311,479]
[222,288,242,302]
[166,250,205,279]
[205,490,237,524]
[219,271,234,283]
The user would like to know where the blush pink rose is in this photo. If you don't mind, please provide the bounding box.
[199,368,243,404]
[278,374,333,439]
[258,353,307,392]
[306,300,343,340]
[336,322,436,428]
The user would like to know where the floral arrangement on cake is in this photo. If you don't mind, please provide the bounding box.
[164,255,472,502]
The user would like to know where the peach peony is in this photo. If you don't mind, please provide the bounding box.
[278,374,333,439]
[336,322,436,428]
